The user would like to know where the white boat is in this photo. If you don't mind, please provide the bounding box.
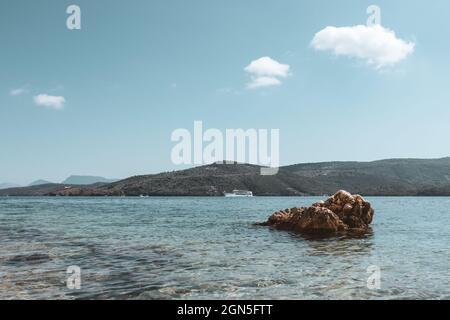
[224,190,253,197]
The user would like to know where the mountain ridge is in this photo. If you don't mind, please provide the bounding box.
[29,179,54,186]
[1,157,450,196]
[62,175,118,185]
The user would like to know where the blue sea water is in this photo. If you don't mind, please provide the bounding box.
[0,197,449,300]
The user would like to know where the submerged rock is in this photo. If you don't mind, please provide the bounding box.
[5,253,51,266]
[261,190,374,235]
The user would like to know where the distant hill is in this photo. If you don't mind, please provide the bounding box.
[1,158,450,196]
[0,183,21,190]
[62,175,118,185]
[96,158,450,196]
[281,157,450,195]
[29,180,53,186]
[0,183,62,196]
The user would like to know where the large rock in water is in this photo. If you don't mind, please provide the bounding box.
[262,190,374,234]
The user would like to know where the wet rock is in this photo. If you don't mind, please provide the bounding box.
[261,190,374,235]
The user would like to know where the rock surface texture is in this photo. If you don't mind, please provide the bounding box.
[262,190,374,234]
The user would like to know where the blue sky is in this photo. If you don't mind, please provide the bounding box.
[1,0,450,184]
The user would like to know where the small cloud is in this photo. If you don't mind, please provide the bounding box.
[311,25,415,68]
[244,57,291,89]
[10,88,28,96]
[245,57,290,78]
[33,94,66,110]
[246,76,281,89]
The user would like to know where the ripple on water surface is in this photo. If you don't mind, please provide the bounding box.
[0,196,449,299]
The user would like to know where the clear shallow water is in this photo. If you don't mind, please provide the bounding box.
[0,197,449,300]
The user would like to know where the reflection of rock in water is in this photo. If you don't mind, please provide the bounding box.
[260,190,375,236]
[301,235,374,257]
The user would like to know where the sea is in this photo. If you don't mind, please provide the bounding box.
[0,196,449,300]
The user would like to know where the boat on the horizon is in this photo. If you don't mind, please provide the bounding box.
[223,190,253,197]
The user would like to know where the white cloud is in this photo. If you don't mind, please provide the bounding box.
[245,57,291,89]
[311,25,415,68]
[245,57,290,78]
[10,88,28,96]
[33,94,66,110]
[246,76,282,89]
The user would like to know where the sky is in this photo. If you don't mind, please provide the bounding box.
[1,0,450,185]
